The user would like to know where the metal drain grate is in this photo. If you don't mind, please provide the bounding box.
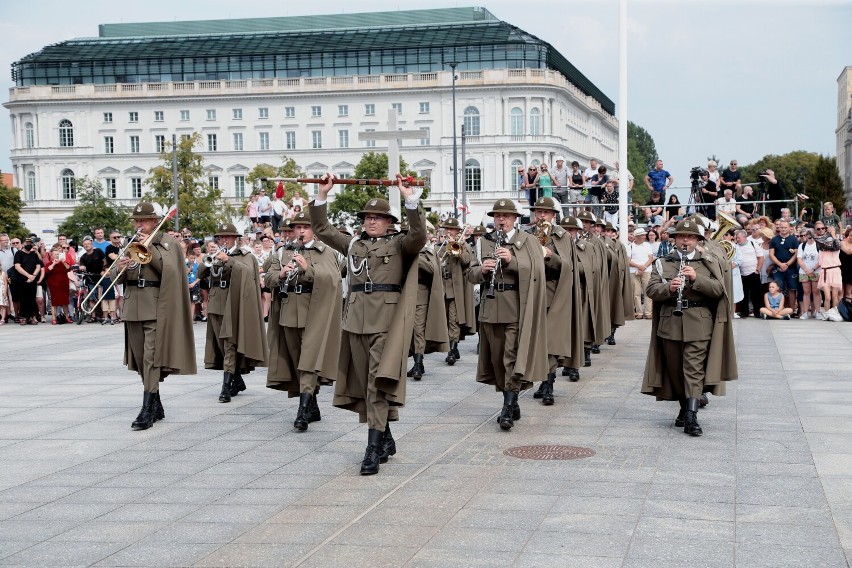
[503,445,595,461]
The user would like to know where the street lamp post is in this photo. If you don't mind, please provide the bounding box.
[448,62,459,219]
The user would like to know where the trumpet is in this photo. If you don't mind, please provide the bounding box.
[534,219,553,256]
[439,224,471,262]
[203,246,228,268]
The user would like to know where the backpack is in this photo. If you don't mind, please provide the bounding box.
[838,298,852,322]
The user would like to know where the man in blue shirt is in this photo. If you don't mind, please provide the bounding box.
[768,219,799,315]
[644,160,674,200]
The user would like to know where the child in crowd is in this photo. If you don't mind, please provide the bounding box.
[760,281,792,320]
[98,268,117,324]
[0,270,8,325]
[186,250,201,321]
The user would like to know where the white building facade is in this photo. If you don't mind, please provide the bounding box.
[836,66,852,215]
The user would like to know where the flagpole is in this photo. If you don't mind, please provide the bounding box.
[617,0,629,244]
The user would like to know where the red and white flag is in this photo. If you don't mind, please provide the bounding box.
[164,204,178,220]
[457,197,471,215]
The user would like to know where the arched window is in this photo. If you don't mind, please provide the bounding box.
[26,171,36,201]
[59,119,74,147]
[61,169,76,200]
[24,122,34,149]
[511,159,524,192]
[510,107,524,136]
[464,159,482,193]
[463,106,480,136]
[529,108,541,135]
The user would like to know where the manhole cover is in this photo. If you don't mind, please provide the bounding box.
[503,445,595,461]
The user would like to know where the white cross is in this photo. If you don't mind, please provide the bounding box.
[358,109,424,220]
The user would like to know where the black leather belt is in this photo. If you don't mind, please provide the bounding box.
[213,280,229,289]
[670,300,706,309]
[494,283,518,292]
[351,283,402,294]
[125,279,160,288]
[292,283,313,294]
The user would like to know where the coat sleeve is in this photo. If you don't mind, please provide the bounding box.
[309,201,352,255]
[646,263,674,302]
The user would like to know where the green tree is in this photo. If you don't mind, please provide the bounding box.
[145,133,231,236]
[246,156,308,210]
[57,177,132,243]
[627,121,659,204]
[328,152,421,224]
[808,155,845,211]
[0,174,29,239]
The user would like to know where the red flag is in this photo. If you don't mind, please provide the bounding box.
[275,181,285,199]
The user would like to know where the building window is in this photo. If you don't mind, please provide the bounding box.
[233,108,243,120]
[24,122,34,149]
[463,106,481,136]
[61,169,76,199]
[511,159,524,192]
[391,103,402,115]
[207,134,217,152]
[338,104,349,117]
[103,112,113,123]
[131,178,143,199]
[258,107,269,119]
[510,107,524,136]
[180,110,190,121]
[529,108,541,135]
[104,136,114,154]
[233,132,244,151]
[311,106,322,118]
[206,109,216,121]
[365,103,375,116]
[155,135,166,153]
[312,131,322,149]
[285,106,295,118]
[105,178,116,199]
[59,119,74,147]
[234,175,246,198]
[338,130,349,148]
[419,102,430,114]
[365,128,376,148]
[181,134,191,142]
[129,111,138,123]
[154,110,164,122]
[259,131,269,150]
[26,171,36,201]
[286,131,296,150]
[420,127,430,146]
[129,136,140,153]
[465,159,482,193]
[208,176,219,190]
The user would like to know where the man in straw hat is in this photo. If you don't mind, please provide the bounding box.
[641,219,737,436]
[466,198,547,429]
[436,217,476,366]
[310,173,426,475]
[200,222,268,404]
[111,202,196,430]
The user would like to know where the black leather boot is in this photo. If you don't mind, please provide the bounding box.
[418,354,426,377]
[294,393,312,431]
[584,348,592,367]
[360,428,384,475]
[699,393,709,407]
[674,398,688,428]
[684,398,702,436]
[445,341,457,365]
[407,358,416,377]
[219,372,233,403]
[307,387,322,423]
[229,372,247,397]
[379,422,396,463]
[131,392,155,430]
[606,327,616,345]
[498,391,517,430]
[567,367,580,382]
[452,342,461,361]
[533,381,545,399]
[411,354,423,380]
[152,391,165,422]
[542,373,555,406]
[591,343,601,354]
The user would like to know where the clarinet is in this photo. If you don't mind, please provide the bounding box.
[672,245,689,317]
[484,229,506,300]
[278,236,304,299]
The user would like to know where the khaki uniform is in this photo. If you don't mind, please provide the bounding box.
[541,227,583,373]
[437,241,476,341]
[412,246,449,354]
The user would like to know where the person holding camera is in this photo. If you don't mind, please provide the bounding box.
[697,170,719,220]
[759,169,785,221]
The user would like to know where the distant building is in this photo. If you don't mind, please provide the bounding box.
[1,173,13,189]
[5,7,617,234]
[837,66,852,216]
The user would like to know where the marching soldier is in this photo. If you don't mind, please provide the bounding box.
[577,211,611,359]
[466,199,547,430]
[265,211,342,430]
[407,225,449,380]
[436,218,476,365]
[559,216,594,380]
[642,219,737,436]
[310,174,426,475]
[528,198,583,406]
[600,220,634,345]
[111,202,196,430]
[199,223,268,403]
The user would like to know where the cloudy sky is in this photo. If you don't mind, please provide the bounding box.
[2,0,850,188]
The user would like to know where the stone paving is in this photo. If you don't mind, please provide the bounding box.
[0,317,850,567]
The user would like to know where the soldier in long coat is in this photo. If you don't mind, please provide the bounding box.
[199,223,268,403]
[528,197,583,406]
[265,211,342,430]
[111,202,196,430]
[601,220,634,345]
[407,228,449,380]
[436,218,476,365]
[641,219,737,436]
[578,212,611,358]
[466,199,548,430]
[559,216,594,380]
[310,174,426,475]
